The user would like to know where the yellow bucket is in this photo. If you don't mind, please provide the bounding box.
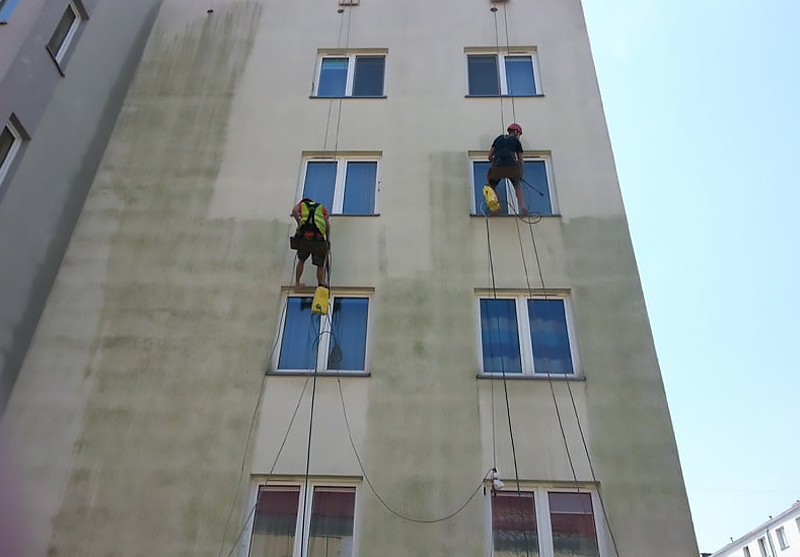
[483,185,499,213]
[312,286,330,316]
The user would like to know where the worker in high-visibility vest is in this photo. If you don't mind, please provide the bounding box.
[291,198,331,288]
[487,123,527,216]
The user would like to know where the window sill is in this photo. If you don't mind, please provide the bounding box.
[469,213,561,218]
[477,373,585,381]
[465,94,544,98]
[309,95,387,100]
[330,213,380,217]
[267,370,371,378]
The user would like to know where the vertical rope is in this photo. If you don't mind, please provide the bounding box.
[501,2,516,123]
[484,213,531,557]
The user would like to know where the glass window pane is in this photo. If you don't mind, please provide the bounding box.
[505,56,536,95]
[278,297,318,370]
[468,55,500,96]
[473,161,513,215]
[0,0,23,23]
[528,299,573,375]
[549,492,599,557]
[492,492,539,557]
[302,161,337,211]
[0,127,15,167]
[47,5,77,57]
[480,299,522,373]
[342,162,377,214]
[318,58,348,97]
[308,487,356,557]
[250,486,300,557]
[352,56,385,96]
[328,298,368,371]
[522,160,552,216]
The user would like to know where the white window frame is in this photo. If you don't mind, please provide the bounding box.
[0,117,23,188]
[465,49,541,96]
[477,293,579,377]
[47,1,84,64]
[776,526,788,549]
[486,484,606,557]
[744,546,752,557]
[758,537,768,557]
[273,293,371,374]
[298,156,380,215]
[470,153,558,215]
[242,479,361,557]
[314,52,386,97]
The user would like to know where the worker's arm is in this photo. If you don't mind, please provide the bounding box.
[324,213,331,242]
[291,203,301,225]
[488,146,496,162]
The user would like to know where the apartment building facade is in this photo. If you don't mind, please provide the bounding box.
[712,502,800,557]
[1,0,700,555]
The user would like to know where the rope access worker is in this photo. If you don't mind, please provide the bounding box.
[487,123,527,216]
[291,198,331,288]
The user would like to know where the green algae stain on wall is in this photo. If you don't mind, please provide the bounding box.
[48,3,274,556]
[357,152,485,557]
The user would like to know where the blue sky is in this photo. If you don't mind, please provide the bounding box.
[582,0,800,552]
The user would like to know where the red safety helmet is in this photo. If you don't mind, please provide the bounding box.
[507,123,523,135]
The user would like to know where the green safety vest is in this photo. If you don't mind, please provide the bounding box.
[298,200,327,237]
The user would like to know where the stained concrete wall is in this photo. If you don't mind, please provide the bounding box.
[1,0,699,555]
[0,0,162,410]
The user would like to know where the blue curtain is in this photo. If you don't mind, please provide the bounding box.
[342,162,377,214]
[328,298,368,371]
[480,299,522,373]
[505,56,536,95]
[318,58,348,97]
[522,160,552,216]
[468,55,500,96]
[303,162,337,211]
[352,56,385,96]
[278,297,318,370]
[528,299,573,375]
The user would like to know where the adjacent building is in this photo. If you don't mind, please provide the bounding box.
[1,0,700,555]
[0,0,162,410]
[712,501,800,557]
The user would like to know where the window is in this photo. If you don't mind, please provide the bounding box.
[315,53,386,97]
[491,488,601,557]
[797,516,800,534]
[0,116,25,189]
[758,537,768,556]
[0,0,22,23]
[300,157,378,215]
[46,1,85,65]
[472,157,554,216]
[480,296,576,376]
[249,483,357,557]
[776,526,788,549]
[744,547,752,557]
[467,52,538,96]
[276,296,369,373]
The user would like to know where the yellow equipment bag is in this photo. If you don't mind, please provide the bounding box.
[312,286,330,316]
[483,185,499,213]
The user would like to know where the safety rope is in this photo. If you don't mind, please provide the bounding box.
[483,207,532,557]
[523,220,621,557]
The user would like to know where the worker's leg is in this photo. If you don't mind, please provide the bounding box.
[312,249,328,287]
[295,252,310,287]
